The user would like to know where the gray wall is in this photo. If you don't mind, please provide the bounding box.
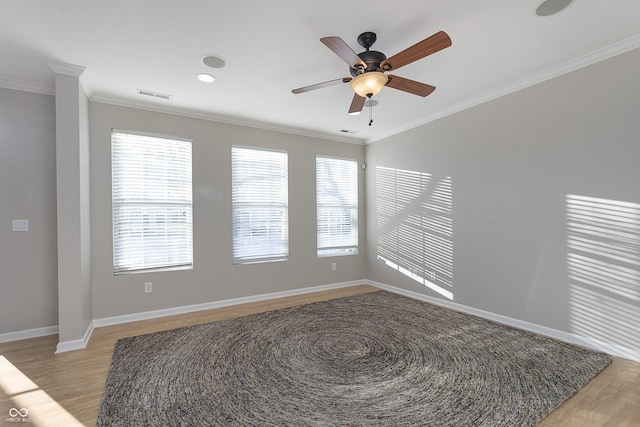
[89,102,367,319]
[365,47,640,355]
[0,88,58,333]
[3,46,638,359]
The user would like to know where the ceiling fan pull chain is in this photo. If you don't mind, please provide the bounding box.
[368,96,373,126]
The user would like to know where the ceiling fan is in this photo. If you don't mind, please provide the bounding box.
[292,30,452,116]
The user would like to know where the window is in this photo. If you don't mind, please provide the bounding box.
[232,147,288,264]
[316,156,358,256]
[111,131,193,274]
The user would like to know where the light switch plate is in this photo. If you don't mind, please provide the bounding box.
[12,219,29,231]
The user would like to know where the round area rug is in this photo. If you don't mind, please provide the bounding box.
[97,291,612,426]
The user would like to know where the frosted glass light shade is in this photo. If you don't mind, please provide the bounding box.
[349,72,388,97]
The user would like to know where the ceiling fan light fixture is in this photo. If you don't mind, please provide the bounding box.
[350,72,388,97]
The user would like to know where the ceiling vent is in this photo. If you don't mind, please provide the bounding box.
[137,89,172,100]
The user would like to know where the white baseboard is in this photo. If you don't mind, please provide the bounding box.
[0,325,58,344]
[93,280,363,328]
[367,280,640,363]
[55,321,95,354]
[7,279,638,363]
[1,281,361,348]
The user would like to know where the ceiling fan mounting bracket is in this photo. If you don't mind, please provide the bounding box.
[357,32,377,50]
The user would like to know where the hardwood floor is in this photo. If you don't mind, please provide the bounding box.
[1,284,639,426]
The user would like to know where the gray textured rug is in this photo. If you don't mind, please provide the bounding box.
[97,291,611,426]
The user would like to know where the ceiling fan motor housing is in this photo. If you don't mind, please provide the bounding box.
[350,32,387,76]
[350,50,387,76]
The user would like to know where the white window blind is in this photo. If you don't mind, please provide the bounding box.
[111,131,193,274]
[232,147,288,264]
[316,156,358,256]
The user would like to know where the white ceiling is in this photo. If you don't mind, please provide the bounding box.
[1,0,639,144]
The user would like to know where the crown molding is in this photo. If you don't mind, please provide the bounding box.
[7,34,637,146]
[47,60,86,77]
[89,93,366,145]
[0,76,54,96]
[366,34,640,144]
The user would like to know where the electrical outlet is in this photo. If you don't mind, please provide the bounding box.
[331,263,337,271]
[144,282,152,293]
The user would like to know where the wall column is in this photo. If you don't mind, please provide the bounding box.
[49,61,93,352]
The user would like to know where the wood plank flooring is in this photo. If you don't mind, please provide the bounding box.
[1,284,638,426]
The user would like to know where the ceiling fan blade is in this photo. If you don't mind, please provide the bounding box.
[320,36,367,69]
[348,93,366,114]
[386,75,436,97]
[292,77,352,94]
[381,31,451,72]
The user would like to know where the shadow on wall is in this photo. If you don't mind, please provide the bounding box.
[566,195,640,359]
[376,166,454,300]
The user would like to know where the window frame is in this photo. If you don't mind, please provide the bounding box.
[316,155,359,257]
[111,129,193,275]
[231,146,289,264]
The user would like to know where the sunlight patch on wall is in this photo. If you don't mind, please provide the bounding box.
[376,166,453,300]
[567,195,640,357]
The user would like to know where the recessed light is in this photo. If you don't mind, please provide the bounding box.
[535,0,573,16]
[201,54,226,69]
[197,73,215,83]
